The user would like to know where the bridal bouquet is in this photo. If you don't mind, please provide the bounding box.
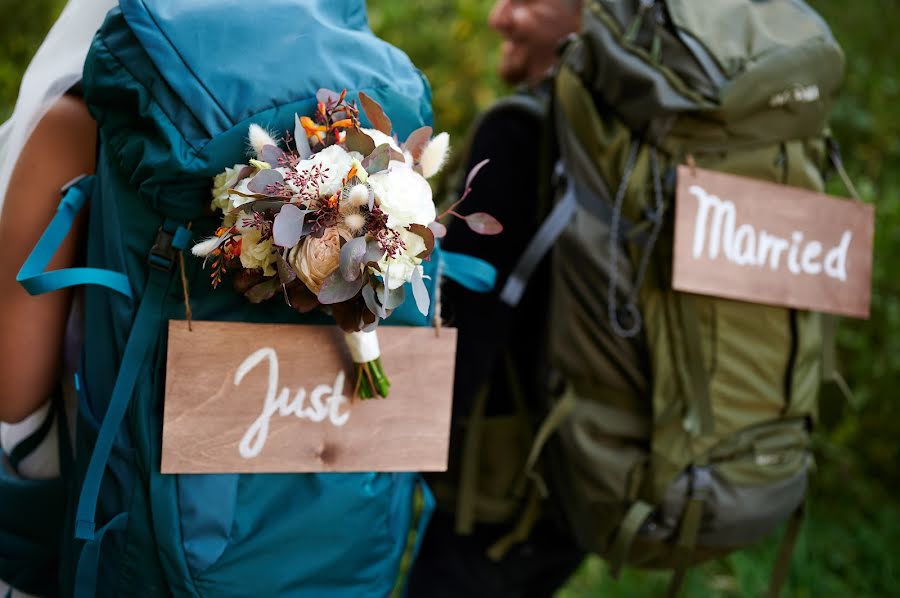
[193,89,500,398]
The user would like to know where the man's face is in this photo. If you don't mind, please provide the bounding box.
[489,0,581,86]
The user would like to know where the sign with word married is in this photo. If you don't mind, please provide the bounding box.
[673,166,874,318]
[161,321,456,473]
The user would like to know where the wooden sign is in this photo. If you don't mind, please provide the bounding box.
[161,321,456,474]
[672,166,874,318]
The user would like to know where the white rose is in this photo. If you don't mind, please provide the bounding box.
[361,128,411,165]
[294,144,354,198]
[368,165,436,228]
[211,164,247,212]
[376,228,427,290]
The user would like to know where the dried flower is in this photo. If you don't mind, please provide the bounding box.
[248,124,278,158]
[420,132,450,179]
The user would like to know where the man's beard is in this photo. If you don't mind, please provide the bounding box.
[498,42,530,85]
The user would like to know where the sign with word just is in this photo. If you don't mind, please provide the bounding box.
[161,321,456,474]
[673,166,874,318]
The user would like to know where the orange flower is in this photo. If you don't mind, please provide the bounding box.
[226,237,242,258]
[330,118,354,130]
[300,116,327,144]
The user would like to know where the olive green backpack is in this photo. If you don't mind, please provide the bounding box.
[493,0,848,595]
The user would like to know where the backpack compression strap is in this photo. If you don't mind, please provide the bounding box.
[17,176,132,298]
[73,218,191,598]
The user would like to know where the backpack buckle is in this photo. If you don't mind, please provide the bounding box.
[148,228,177,271]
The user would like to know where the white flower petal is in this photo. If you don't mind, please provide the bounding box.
[295,144,353,198]
[368,165,436,228]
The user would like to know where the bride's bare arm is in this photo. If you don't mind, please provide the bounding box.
[0,95,96,422]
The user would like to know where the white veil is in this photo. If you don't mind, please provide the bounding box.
[0,0,116,206]
[0,0,114,485]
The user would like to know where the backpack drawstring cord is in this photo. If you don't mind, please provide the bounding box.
[178,223,193,331]
[608,140,666,338]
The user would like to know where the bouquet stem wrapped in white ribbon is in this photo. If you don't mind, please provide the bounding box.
[344,330,390,399]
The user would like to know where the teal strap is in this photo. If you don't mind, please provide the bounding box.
[73,219,189,598]
[74,512,129,598]
[442,251,497,293]
[16,176,133,299]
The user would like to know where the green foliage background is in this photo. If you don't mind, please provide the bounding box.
[2,1,898,595]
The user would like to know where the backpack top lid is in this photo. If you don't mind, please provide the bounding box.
[574,0,844,142]
[83,0,433,219]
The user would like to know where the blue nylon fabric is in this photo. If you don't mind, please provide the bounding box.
[119,0,426,138]
[16,178,132,299]
[442,250,498,294]
[175,475,237,573]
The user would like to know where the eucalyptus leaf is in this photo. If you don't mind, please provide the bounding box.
[407,224,435,258]
[339,236,368,282]
[364,240,385,266]
[245,277,281,304]
[247,169,284,194]
[411,266,431,317]
[428,221,448,239]
[358,91,392,135]
[273,204,310,248]
[465,212,504,235]
[261,144,287,167]
[317,88,341,106]
[345,128,376,156]
[382,285,406,310]
[246,199,289,213]
[362,283,385,319]
[389,148,406,164]
[465,158,491,189]
[286,280,319,313]
[236,165,256,182]
[276,252,297,284]
[317,270,366,305]
[233,269,264,294]
[362,144,391,174]
[294,114,312,159]
[404,126,432,161]
[331,298,364,333]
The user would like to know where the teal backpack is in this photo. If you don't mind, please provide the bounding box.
[12,1,495,596]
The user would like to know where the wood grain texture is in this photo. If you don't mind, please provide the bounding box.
[673,166,874,319]
[162,321,456,474]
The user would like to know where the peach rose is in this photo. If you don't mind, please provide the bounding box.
[289,227,353,295]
